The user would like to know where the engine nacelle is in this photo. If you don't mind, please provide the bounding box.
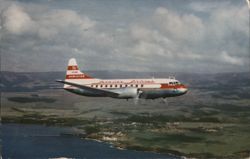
[114,87,139,99]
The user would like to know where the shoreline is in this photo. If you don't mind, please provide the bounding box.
[2,118,250,159]
[2,123,177,159]
[2,121,185,158]
[85,137,182,159]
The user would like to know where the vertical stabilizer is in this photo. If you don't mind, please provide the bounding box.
[64,58,93,88]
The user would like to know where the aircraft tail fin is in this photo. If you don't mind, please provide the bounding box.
[65,58,93,80]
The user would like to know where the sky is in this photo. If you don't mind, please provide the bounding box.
[0,0,249,73]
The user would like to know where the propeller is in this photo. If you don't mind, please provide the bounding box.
[134,89,143,105]
[160,98,168,106]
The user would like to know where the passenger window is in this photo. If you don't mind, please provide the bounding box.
[110,85,112,88]
[135,84,138,87]
[125,84,127,87]
[120,85,122,88]
[115,85,117,87]
[100,85,103,88]
[141,84,143,87]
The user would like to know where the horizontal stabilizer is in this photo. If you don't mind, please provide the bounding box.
[49,87,64,89]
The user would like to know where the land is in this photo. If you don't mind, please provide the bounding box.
[1,71,250,158]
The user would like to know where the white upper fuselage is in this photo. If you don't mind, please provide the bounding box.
[65,78,181,89]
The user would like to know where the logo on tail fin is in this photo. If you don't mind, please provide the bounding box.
[66,58,93,80]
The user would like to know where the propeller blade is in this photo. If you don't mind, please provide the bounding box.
[133,89,143,105]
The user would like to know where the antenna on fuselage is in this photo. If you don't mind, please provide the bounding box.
[169,76,175,79]
[152,72,155,79]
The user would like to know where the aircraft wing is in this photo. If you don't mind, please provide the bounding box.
[56,80,119,97]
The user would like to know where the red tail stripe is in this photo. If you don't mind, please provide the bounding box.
[66,74,93,79]
[67,66,79,70]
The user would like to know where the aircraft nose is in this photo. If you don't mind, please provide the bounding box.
[179,85,188,94]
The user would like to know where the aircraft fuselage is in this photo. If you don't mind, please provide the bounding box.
[57,58,188,100]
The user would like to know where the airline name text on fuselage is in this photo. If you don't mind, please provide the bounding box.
[99,80,155,85]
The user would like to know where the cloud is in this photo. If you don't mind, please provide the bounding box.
[189,1,231,12]
[2,4,35,35]
[37,9,96,39]
[132,41,164,56]
[247,0,250,9]
[153,7,204,42]
[0,0,249,73]
[220,51,244,65]
[0,1,105,71]
[1,3,96,39]
[130,24,172,45]
[127,5,249,71]
[209,5,249,39]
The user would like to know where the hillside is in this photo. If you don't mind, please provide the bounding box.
[1,71,250,93]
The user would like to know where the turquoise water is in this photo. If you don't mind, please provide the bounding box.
[1,124,180,159]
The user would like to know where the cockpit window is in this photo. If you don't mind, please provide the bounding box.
[169,81,180,85]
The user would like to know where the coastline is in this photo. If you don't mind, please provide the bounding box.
[2,120,184,158]
[85,137,182,158]
[1,123,178,159]
[2,117,250,159]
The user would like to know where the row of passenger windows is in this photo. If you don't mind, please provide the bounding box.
[90,82,180,88]
[90,84,144,88]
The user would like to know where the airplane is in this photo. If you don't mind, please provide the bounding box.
[56,58,188,101]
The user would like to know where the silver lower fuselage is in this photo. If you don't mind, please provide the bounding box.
[65,87,188,99]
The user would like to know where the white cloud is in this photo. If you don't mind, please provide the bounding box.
[130,5,248,68]
[2,4,35,34]
[0,0,249,73]
[209,5,249,40]
[132,41,165,56]
[0,1,108,71]
[247,0,250,9]
[220,51,244,65]
[37,9,95,39]
[129,24,202,60]
[128,8,206,64]
[1,3,96,39]
[189,1,231,12]
[153,7,204,42]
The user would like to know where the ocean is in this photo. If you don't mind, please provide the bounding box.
[1,124,180,159]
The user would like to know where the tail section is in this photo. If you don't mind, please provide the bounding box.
[64,58,93,88]
[66,58,93,80]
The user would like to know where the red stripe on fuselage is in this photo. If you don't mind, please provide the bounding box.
[66,74,93,79]
[160,84,187,89]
